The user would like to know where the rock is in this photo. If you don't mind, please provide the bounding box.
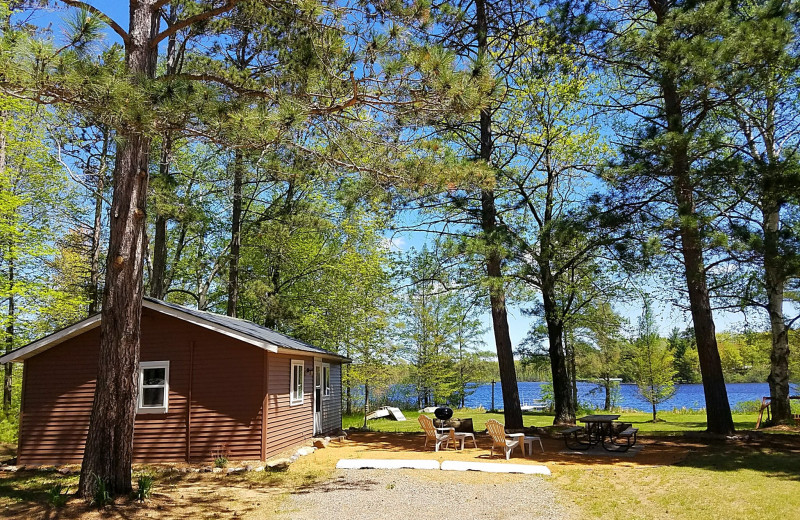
[0,465,18,472]
[58,467,73,475]
[246,464,264,472]
[313,438,329,449]
[296,446,316,457]
[266,458,291,471]
[212,467,223,473]
[226,467,245,474]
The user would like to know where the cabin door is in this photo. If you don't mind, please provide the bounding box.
[313,360,323,434]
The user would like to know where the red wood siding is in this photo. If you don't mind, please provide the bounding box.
[264,354,313,458]
[16,308,337,465]
[17,329,99,465]
[187,335,264,462]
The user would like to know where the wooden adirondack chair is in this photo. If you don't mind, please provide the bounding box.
[418,414,450,451]
[486,419,523,460]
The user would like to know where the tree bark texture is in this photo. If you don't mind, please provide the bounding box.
[227,151,243,317]
[541,279,575,424]
[764,201,791,423]
[78,0,159,498]
[476,0,522,429]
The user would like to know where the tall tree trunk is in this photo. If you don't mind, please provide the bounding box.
[227,151,244,316]
[148,137,175,300]
[78,0,159,498]
[3,256,13,414]
[655,0,733,436]
[363,383,369,429]
[0,108,10,414]
[148,8,179,301]
[666,97,734,436]
[541,280,575,424]
[476,0,522,429]
[764,201,791,423]
[604,377,611,411]
[149,214,168,299]
[88,131,108,315]
[567,330,578,407]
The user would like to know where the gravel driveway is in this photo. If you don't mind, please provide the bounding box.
[279,468,572,520]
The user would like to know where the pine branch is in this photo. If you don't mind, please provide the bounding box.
[58,0,130,46]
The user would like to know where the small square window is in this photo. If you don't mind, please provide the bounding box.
[138,361,169,414]
[290,360,304,405]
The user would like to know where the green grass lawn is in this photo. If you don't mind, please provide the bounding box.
[554,445,800,520]
[344,408,799,520]
[343,408,762,434]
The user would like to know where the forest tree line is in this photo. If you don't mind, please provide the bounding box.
[0,0,797,497]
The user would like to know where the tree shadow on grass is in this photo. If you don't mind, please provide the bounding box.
[291,473,381,495]
[0,468,289,519]
[677,444,800,482]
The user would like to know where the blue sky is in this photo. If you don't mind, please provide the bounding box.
[40,2,777,350]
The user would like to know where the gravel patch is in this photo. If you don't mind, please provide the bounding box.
[279,469,572,520]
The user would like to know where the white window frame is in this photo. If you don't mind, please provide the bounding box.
[138,361,169,414]
[290,360,305,406]
[323,363,331,398]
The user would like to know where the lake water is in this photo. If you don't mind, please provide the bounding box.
[462,381,791,412]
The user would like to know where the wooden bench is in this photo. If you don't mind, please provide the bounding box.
[561,426,589,450]
[603,427,638,452]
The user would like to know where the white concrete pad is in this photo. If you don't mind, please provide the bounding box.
[440,460,551,475]
[336,459,440,470]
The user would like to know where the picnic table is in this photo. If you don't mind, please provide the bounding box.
[562,414,639,452]
[579,414,620,446]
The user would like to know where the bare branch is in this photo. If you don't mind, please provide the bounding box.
[151,0,241,48]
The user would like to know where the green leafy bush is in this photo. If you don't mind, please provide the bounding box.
[136,474,154,501]
[47,483,69,507]
[90,473,111,507]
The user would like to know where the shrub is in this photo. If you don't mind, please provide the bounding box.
[733,400,763,414]
[90,473,111,507]
[47,483,69,507]
[136,474,154,501]
[214,456,228,468]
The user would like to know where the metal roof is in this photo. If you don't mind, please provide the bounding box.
[0,297,350,364]
[144,297,348,361]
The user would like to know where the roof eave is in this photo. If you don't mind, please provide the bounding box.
[0,315,102,364]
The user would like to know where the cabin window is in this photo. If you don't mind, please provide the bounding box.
[290,360,304,405]
[138,361,169,414]
[323,364,331,398]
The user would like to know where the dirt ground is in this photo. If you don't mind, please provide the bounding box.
[2,431,796,519]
